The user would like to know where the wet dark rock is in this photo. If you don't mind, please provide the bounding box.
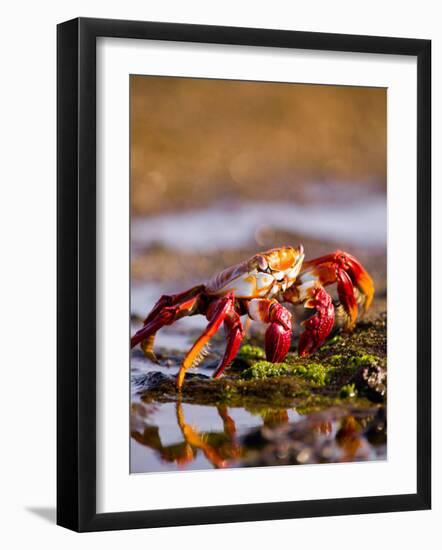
[132,371,171,391]
[355,364,387,403]
[175,372,210,381]
[364,407,387,445]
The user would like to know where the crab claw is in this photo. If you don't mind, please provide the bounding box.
[265,303,292,362]
[298,287,335,357]
[300,250,374,330]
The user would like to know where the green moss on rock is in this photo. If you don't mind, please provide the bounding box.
[232,359,330,386]
[238,344,266,361]
[137,312,387,410]
[322,335,343,347]
[340,383,357,399]
[242,360,292,379]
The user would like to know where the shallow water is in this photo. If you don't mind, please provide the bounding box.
[131,400,306,473]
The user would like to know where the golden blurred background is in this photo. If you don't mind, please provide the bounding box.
[131,76,386,216]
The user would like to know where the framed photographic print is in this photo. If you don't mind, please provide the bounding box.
[57,17,431,532]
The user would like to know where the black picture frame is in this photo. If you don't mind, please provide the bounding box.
[57,17,431,532]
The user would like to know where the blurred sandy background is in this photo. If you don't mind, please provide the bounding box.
[131,76,386,216]
[130,76,386,317]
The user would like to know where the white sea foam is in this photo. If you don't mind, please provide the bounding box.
[132,195,386,253]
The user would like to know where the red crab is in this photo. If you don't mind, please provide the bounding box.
[131,246,374,389]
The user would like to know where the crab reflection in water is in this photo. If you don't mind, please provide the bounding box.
[131,401,386,470]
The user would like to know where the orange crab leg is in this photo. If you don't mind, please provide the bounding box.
[176,293,235,390]
[176,402,227,468]
[217,405,237,438]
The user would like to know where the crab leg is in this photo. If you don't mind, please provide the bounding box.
[131,285,204,358]
[217,405,237,438]
[212,310,244,379]
[217,405,242,459]
[176,293,235,390]
[176,402,227,468]
[247,299,292,362]
[299,250,374,329]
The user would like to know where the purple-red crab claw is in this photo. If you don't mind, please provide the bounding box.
[299,250,374,330]
[265,302,293,363]
[298,287,335,357]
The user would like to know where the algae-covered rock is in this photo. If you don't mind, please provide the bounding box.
[137,312,387,411]
[241,360,328,386]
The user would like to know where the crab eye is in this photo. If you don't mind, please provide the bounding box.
[256,254,269,272]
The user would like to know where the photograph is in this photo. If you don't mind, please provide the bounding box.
[129,75,387,473]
